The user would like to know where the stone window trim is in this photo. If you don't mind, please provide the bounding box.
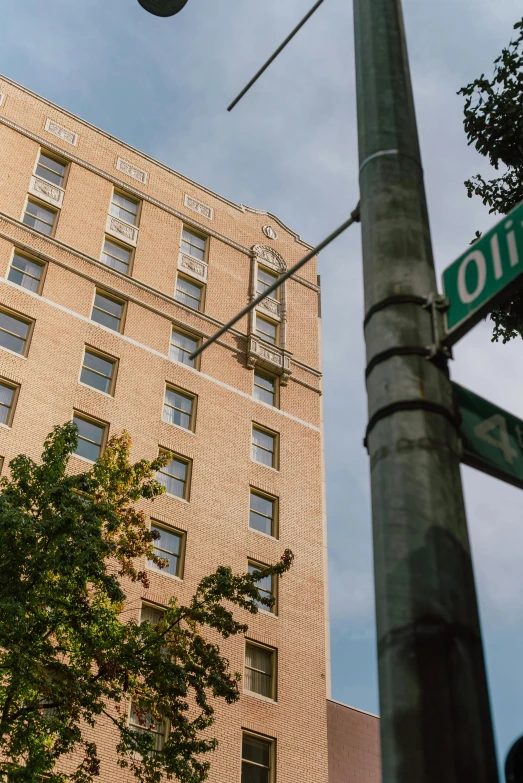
[248,244,291,384]
[0,378,20,428]
[106,189,141,247]
[8,249,47,295]
[29,149,68,209]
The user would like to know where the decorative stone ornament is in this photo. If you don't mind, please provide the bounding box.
[247,336,292,386]
[137,0,189,15]
[105,215,139,247]
[262,225,277,240]
[184,194,213,220]
[116,158,148,185]
[45,119,78,146]
[252,244,286,272]
[178,252,208,284]
[0,93,5,108]
[29,175,65,208]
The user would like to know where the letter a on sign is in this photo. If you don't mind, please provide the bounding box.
[474,414,518,465]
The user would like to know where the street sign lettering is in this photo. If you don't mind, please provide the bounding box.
[453,382,523,489]
[442,200,523,346]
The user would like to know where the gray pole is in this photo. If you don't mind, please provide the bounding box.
[353,1,499,781]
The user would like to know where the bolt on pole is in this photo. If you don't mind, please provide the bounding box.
[353,0,499,781]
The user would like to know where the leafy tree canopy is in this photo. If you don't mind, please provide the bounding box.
[0,423,293,783]
[458,18,523,343]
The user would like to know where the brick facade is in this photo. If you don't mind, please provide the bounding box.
[327,699,381,783]
[0,75,330,782]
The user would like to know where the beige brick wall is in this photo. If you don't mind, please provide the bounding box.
[327,700,381,783]
[0,75,329,782]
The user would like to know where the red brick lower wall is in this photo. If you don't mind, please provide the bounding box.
[327,699,381,783]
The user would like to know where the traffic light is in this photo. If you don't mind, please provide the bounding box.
[137,0,189,16]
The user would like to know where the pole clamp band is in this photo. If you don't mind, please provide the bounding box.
[363,399,460,452]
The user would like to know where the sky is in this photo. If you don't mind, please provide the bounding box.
[3,0,523,772]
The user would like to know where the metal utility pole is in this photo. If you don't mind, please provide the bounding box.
[353,0,499,780]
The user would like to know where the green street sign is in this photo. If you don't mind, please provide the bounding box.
[453,382,523,490]
[443,200,523,346]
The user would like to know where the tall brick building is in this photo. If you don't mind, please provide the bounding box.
[0,74,332,783]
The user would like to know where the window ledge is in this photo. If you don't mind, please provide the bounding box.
[0,345,27,360]
[78,381,114,399]
[0,421,12,431]
[250,457,279,473]
[243,691,278,706]
[255,609,279,620]
[162,492,189,504]
[161,419,196,436]
[248,527,279,543]
[251,395,278,411]
[71,453,97,465]
[146,567,183,583]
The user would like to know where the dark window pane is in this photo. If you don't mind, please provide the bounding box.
[242,734,271,767]
[241,761,269,783]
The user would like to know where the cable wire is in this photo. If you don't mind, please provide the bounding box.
[227,0,327,111]
[189,203,360,361]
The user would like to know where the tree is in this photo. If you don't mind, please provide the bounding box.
[0,423,293,783]
[458,18,523,343]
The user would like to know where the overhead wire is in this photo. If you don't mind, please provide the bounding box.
[189,204,360,361]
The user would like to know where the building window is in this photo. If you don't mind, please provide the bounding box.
[128,705,167,756]
[8,252,45,294]
[101,237,132,274]
[72,413,106,462]
[244,642,276,700]
[140,603,165,625]
[249,491,277,537]
[147,523,185,578]
[242,733,274,783]
[0,309,32,356]
[163,386,195,431]
[255,314,277,346]
[157,452,190,500]
[251,426,277,468]
[175,275,203,311]
[35,150,67,187]
[0,380,19,427]
[253,371,277,407]
[80,348,117,395]
[23,199,56,236]
[181,227,206,261]
[248,561,276,614]
[170,328,199,369]
[257,266,279,299]
[110,190,139,226]
[91,290,125,332]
